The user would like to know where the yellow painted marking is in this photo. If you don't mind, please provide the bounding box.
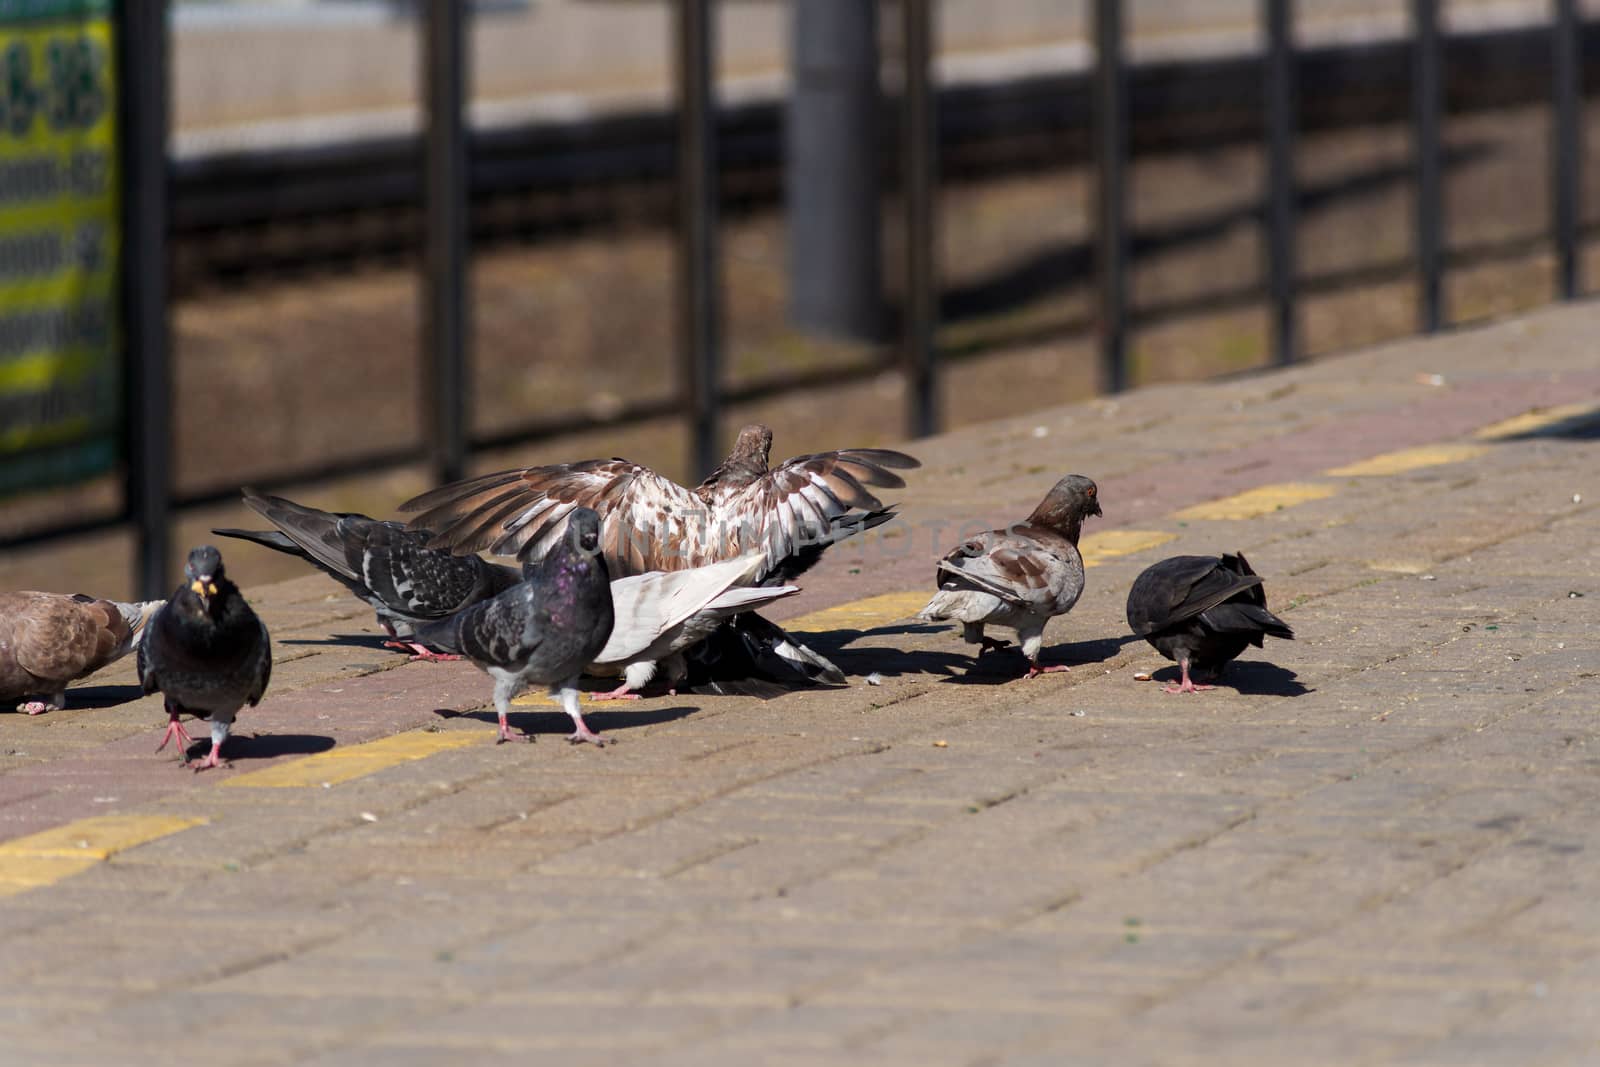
[1474,401,1600,440]
[0,815,205,895]
[786,591,934,633]
[1173,482,1336,521]
[1326,442,1487,477]
[223,731,488,789]
[1079,530,1177,567]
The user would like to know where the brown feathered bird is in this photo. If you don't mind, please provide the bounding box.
[918,475,1102,679]
[400,424,920,583]
[0,592,163,714]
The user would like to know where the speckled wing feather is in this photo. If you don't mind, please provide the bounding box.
[400,448,919,582]
[933,527,1084,615]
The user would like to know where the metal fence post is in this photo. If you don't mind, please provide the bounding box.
[1094,0,1129,393]
[1264,0,1298,365]
[676,0,721,478]
[1553,0,1583,300]
[117,0,171,599]
[902,0,938,438]
[423,0,470,487]
[1413,0,1444,332]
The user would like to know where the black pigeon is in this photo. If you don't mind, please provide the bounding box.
[138,546,272,769]
[1125,551,1294,694]
[413,507,615,744]
[214,488,521,660]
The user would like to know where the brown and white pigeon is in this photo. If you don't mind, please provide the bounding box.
[412,508,615,745]
[138,546,272,769]
[0,592,162,714]
[588,553,800,699]
[1126,551,1294,694]
[213,488,521,660]
[918,475,1102,679]
[399,423,920,584]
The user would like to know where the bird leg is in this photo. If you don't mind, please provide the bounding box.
[1162,659,1215,695]
[589,683,642,702]
[1024,661,1071,680]
[384,639,463,662]
[155,711,195,755]
[188,722,231,771]
[17,692,63,715]
[556,685,607,746]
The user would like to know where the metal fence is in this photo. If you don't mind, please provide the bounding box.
[8,0,1592,597]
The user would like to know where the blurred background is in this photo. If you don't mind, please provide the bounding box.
[1,0,1596,600]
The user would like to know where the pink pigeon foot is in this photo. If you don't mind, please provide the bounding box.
[589,683,642,702]
[19,700,54,716]
[1024,663,1071,680]
[566,715,607,746]
[1162,662,1215,694]
[496,713,531,744]
[188,743,226,771]
[156,716,195,754]
[384,639,462,662]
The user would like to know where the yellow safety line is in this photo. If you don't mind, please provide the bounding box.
[1079,529,1177,566]
[0,815,205,896]
[1474,401,1600,440]
[223,731,489,789]
[1173,482,1336,521]
[1326,442,1487,477]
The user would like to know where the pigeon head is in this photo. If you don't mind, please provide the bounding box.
[564,507,603,557]
[184,545,227,606]
[1026,475,1101,542]
[730,424,775,466]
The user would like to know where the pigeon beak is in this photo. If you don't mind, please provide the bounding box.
[190,576,217,604]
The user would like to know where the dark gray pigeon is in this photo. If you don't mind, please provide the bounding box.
[1126,551,1294,694]
[214,488,521,660]
[918,475,1102,679]
[413,507,615,744]
[138,546,272,769]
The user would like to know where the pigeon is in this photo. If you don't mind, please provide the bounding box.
[588,553,801,699]
[138,546,272,769]
[683,611,849,695]
[399,423,920,584]
[0,592,163,714]
[213,488,521,661]
[412,507,615,744]
[918,474,1102,679]
[1126,551,1294,694]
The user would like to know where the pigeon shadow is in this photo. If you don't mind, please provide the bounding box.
[1150,660,1311,697]
[61,684,147,710]
[192,732,337,764]
[279,633,399,651]
[788,622,981,680]
[940,633,1144,686]
[434,703,701,740]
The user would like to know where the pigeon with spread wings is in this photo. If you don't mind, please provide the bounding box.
[399,424,919,583]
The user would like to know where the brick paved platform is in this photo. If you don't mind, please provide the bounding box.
[2,303,1598,1065]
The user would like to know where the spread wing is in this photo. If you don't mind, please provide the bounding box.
[401,447,919,582]
[711,448,919,582]
[400,459,706,576]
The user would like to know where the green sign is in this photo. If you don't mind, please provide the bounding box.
[0,0,118,497]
